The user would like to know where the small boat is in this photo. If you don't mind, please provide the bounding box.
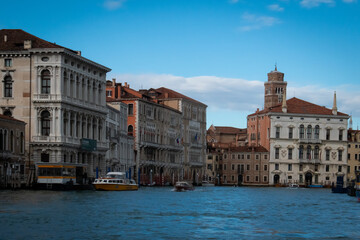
[288,183,299,189]
[174,181,194,191]
[93,172,138,191]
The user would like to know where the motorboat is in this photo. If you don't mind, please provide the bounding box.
[174,181,194,191]
[93,172,138,191]
[288,183,299,189]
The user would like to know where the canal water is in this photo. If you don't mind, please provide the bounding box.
[0,187,359,239]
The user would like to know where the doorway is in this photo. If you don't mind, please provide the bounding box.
[305,172,313,186]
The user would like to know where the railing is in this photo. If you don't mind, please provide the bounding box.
[299,158,321,164]
[298,138,321,144]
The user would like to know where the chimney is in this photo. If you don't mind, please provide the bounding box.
[112,78,116,86]
[77,51,81,56]
[164,92,169,98]
[24,40,32,49]
[4,35,7,42]
[332,91,337,115]
[124,82,128,88]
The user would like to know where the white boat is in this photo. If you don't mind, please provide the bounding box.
[288,183,300,188]
[174,181,194,191]
[93,172,138,191]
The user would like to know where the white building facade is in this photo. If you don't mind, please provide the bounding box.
[269,97,349,187]
[0,30,111,182]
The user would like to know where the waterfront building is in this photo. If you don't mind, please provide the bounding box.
[146,87,207,185]
[347,123,360,182]
[247,67,349,186]
[0,114,26,188]
[207,125,247,147]
[220,146,269,186]
[105,104,135,175]
[205,125,247,183]
[0,29,111,184]
[106,80,183,185]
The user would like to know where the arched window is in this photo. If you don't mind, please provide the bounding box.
[0,129,3,150]
[98,84,102,104]
[70,74,74,97]
[10,130,14,152]
[63,71,68,95]
[3,110,12,117]
[314,125,320,139]
[299,145,304,159]
[41,70,51,94]
[4,75,12,97]
[128,125,134,136]
[20,132,24,153]
[314,146,319,159]
[307,145,312,160]
[307,125,312,139]
[41,110,51,136]
[299,125,304,139]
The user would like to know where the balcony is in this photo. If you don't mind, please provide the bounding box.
[299,158,321,164]
[298,138,321,144]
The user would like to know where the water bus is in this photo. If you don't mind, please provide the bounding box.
[93,172,138,191]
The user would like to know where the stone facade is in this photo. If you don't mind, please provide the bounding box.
[0,114,26,188]
[0,30,111,183]
[347,129,360,182]
[105,104,135,175]
[106,81,184,185]
[248,67,349,187]
[220,146,269,186]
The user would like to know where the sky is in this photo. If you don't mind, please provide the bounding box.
[1,0,360,129]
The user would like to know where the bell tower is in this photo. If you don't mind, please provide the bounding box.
[264,65,287,109]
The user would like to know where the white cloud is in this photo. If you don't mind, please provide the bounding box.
[239,13,281,31]
[300,0,335,8]
[268,4,284,11]
[110,73,359,127]
[104,0,126,10]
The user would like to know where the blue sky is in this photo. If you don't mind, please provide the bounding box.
[1,0,360,129]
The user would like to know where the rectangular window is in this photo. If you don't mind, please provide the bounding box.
[247,154,250,160]
[264,176,268,182]
[255,176,259,182]
[326,165,329,172]
[288,164,292,171]
[275,148,279,159]
[264,165,268,171]
[246,176,250,182]
[338,150,343,161]
[264,155,268,160]
[338,166,342,172]
[326,129,330,140]
[315,164,318,171]
[256,155,259,160]
[288,148,292,159]
[276,127,280,138]
[4,59,12,67]
[231,164,235,171]
[326,150,330,161]
[299,174,303,183]
[106,90,112,97]
[339,130,343,141]
[256,165,259,171]
[275,163,279,170]
[299,164,303,171]
[289,127,293,139]
[247,164,250,171]
[41,153,50,162]
[128,104,134,115]
[223,164,227,170]
[347,166,350,173]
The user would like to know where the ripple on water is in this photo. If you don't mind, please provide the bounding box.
[0,188,360,239]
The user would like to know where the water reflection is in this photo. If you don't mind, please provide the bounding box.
[0,187,359,239]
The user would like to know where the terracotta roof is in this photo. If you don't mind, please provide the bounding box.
[249,97,348,117]
[0,114,25,124]
[228,146,268,153]
[211,126,247,134]
[0,29,77,53]
[155,87,207,106]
